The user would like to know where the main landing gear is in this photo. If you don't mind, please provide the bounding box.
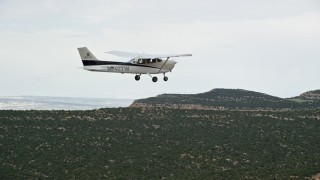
[152,76,158,82]
[135,75,140,81]
[134,74,169,82]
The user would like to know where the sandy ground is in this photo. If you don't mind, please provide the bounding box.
[313,173,320,180]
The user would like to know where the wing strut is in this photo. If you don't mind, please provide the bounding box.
[158,57,170,72]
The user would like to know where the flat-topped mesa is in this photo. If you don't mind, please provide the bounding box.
[197,88,281,101]
[130,88,320,111]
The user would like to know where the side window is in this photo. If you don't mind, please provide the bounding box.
[138,59,145,64]
[131,58,136,64]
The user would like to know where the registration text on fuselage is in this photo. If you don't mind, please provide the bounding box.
[106,66,130,72]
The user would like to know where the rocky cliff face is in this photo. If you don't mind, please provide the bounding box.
[296,90,320,100]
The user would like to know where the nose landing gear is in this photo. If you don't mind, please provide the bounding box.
[163,75,168,81]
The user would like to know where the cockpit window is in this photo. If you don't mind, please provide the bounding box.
[148,59,157,63]
[135,58,163,64]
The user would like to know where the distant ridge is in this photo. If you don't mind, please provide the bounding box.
[0,96,133,110]
[131,88,320,111]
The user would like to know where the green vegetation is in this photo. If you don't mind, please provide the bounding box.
[1,108,320,179]
[287,98,311,103]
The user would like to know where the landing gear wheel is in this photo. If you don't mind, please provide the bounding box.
[163,76,168,81]
[135,75,140,81]
[152,76,158,82]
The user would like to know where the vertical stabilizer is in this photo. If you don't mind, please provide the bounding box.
[77,47,98,60]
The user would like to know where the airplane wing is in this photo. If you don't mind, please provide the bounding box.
[106,50,192,59]
[148,54,192,59]
[106,51,142,58]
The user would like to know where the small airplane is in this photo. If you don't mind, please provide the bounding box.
[77,47,192,82]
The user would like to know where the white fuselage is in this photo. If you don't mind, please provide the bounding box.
[83,59,177,74]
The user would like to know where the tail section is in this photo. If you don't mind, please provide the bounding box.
[77,47,98,61]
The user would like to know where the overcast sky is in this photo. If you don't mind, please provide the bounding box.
[0,0,319,99]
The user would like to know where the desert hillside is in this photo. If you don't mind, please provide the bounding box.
[131,89,320,110]
[1,109,319,179]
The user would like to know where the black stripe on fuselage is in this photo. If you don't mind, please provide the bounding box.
[82,60,159,69]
